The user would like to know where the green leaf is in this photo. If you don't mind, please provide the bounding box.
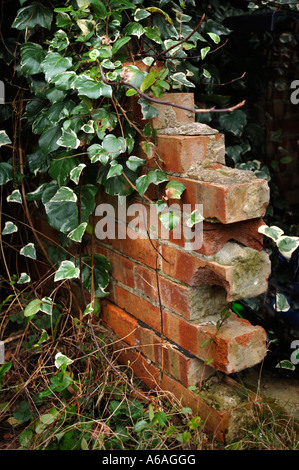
[186,209,204,227]
[56,129,80,150]
[12,2,53,31]
[134,9,151,21]
[165,180,186,199]
[144,26,162,44]
[102,134,126,159]
[52,72,77,91]
[134,420,149,433]
[43,184,78,233]
[74,75,112,99]
[275,293,290,312]
[24,299,42,317]
[138,98,160,120]
[67,223,88,243]
[54,260,80,282]
[7,189,22,204]
[126,156,145,172]
[41,53,72,82]
[17,273,31,284]
[124,22,144,38]
[20,43,46,75]
[49,154,80,186]
[219,110,247,136]
[171,72,195,88]
[77,184,98,223]
[20,243,36,260]
[81,253,110,298]
[276,360,296,371]
[54,352,74,369]
[107,160,123,179]
[70,164,86,184]
[39,125,62,154]
[258,225,284,242]
[277,236,299,259]
[40,297,54,315]
[159,211,180,230]
[0,162,13,185]
[50,186,77,203]
[112,36,131,55]
[207,32,220,44]
[136,170,168,197]
[2,221,18,235]
[140,70,157,93]
[0,130,12,147]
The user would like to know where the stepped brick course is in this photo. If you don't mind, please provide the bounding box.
[94,92,271,440]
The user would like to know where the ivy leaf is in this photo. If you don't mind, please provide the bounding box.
[70,163,86,184]
[126,156,145,172]
[0,162,13,185]
[41,53,72,82]
[49,154,80,186]
[107,160,123,179]
[12,3,53,31]
[124,22,145,38]
[274,293,290,312]
[56,129,80,150]
[54,352,74,369]
[81,254,110,298]
[39,125,62,154]
[17,273,31,284]
[165,181,186,199]
[54,260,80,282]
[20,243,37,260]
[102,134,126,160]
[258,225,284,242]
[2,222,18,235]
[144,26,162,44]
[159,211,180,230]
[136,170,168,197]
[276,360,295,371]
[74,75,112,99]
[219,110,247,136]
[140,70,157,93]
[77,184,98,223]
[138,98,160,120]
[42,184,78,233]
[20,43,46,75]
[67,223,88,243]
[277,236,299,259]
[27,148,50,175]
[170,72,195,88]
[52,71,77,91]
[0,130,12,147]
[186,209,204,228]
[7,190,22,204]
[111,36,131,55]
[50,186,77,203]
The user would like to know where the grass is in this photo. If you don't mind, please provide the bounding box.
[0,289,298,451]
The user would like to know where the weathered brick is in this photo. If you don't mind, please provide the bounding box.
[140,134,225,173]
[158,170,270,224]
[161,242,271,301]
[150,93,195,129]
[101,302,138,346]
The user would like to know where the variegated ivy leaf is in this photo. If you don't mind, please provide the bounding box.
[258,225,284,241]
[17,272,31,284]
[171,72,195,88]
[2,221,18,235]
[0,130,12,147]
[20,243,36,260]
[81,120,95,134]
[67,223,87,243]
[7,189,22,204]
[70,164,86,184]
[54,260,80,282]
[56,129,80,149]
[186,209,204,228]
[83,302,94,317]
[165,180,186,199]
[275,360,296,371]
[159,211,180,230]
[54,352,74,369]
[40,297,54,315]
[277,236,299,260]
[50,186,77,203]
[275,293,290,312]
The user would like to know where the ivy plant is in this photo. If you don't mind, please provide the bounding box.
[1,0,239,307]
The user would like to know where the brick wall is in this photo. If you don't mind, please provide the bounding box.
[94,92,271,440]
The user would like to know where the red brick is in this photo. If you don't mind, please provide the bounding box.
[112,223,160,268]
[139,134,225,173]
[114,284,161,332]
[101,302,138,346]
[150,93,195,129]
[158,172,270,224]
